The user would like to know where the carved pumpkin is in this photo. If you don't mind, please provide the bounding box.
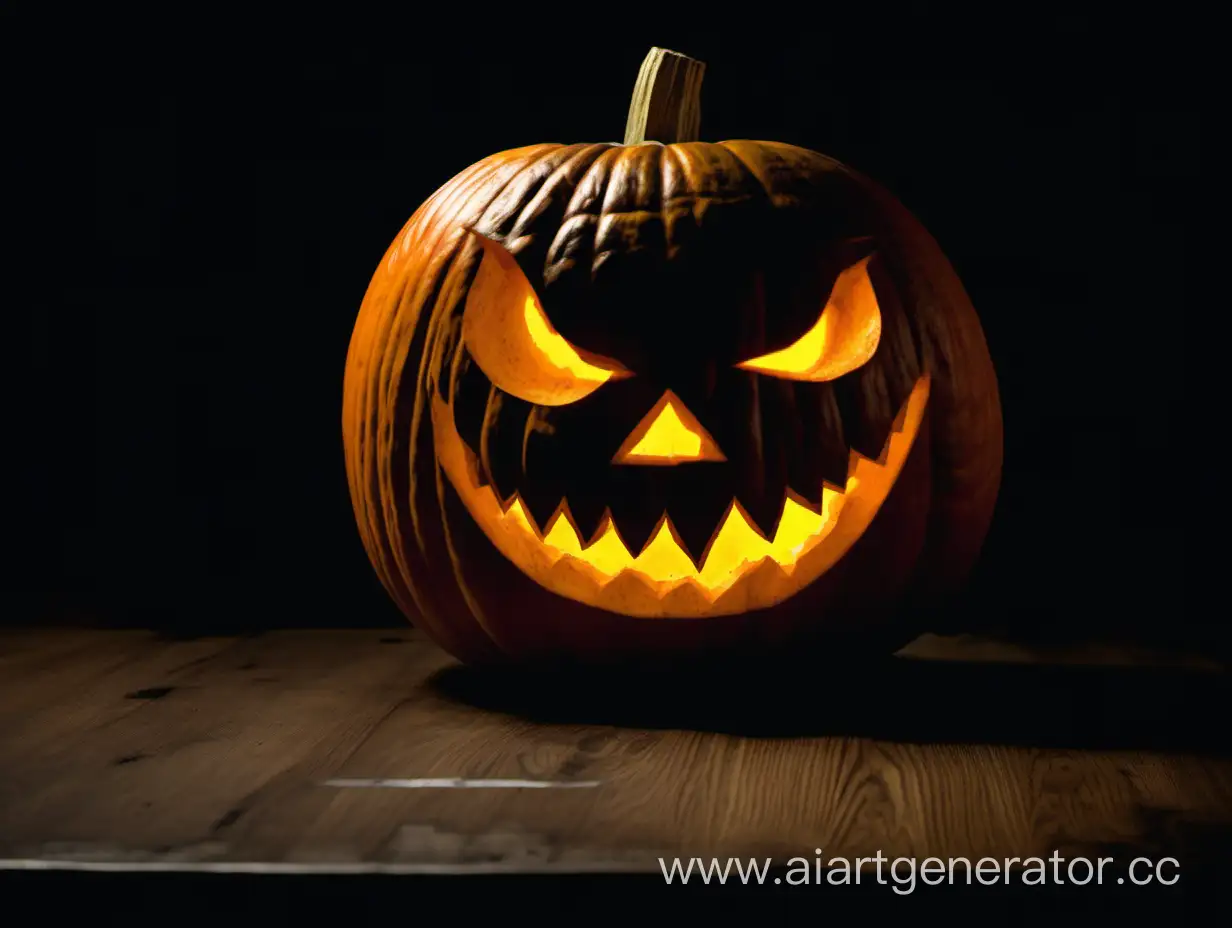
[342,49,1002,665]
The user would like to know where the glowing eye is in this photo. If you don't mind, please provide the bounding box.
[519,294,615,385]
[736,255,882,381]
[462,233,629,405]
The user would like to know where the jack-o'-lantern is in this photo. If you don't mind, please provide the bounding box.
[342,48,1003,666]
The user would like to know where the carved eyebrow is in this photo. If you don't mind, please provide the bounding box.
[736,253,882,382]
[462,233,630,406]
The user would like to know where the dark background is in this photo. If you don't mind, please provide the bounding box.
[6,13,1204,649]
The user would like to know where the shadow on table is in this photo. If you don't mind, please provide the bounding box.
[428,650,1231,753]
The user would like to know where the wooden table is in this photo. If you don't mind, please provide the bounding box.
[1,627,1228,915]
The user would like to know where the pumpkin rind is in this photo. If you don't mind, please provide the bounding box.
[342,140,1002,666]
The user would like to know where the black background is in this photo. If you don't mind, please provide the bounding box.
[6,12,1204,649]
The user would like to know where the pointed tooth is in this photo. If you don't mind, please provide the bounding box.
[524,400,623,548]
[516,403,571,536]
[735,490,782,542]
[709,563,755,614]
[667,481,733,568]
[599,569,666,618]
[757,375,795,508]
[659,578,714,616]
[606,470,668,557]
[568,492,609,547]
[800,382,850,492]
[739,558,794,608]
[479,387,531,501]
[612,507,666,560]
[833,366,896,462]
[545,499,577,539]
[786,484,823,513]
[549,548,609,597]
[519,484,562,536]
[780,388,817,500]
[713,369,789,542]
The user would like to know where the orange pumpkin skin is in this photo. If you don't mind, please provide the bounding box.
[342,141,1002,667]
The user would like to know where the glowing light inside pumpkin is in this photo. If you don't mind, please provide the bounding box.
[462,234,628,406]
[740,307,837,376]
[431,375,931,619]
[737,255,882,381]
[522,295,616,386]
[531,492,839,592]
[613,392,726,464]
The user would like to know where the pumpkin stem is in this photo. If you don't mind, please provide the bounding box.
[623,47,705,145]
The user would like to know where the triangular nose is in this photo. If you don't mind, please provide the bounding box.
[612,391,726,465]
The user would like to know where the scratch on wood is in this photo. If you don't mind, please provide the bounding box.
[322,778,602,789]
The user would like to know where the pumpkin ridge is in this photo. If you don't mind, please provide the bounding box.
[374,155,518,606]
[508,143,613,273]
[421,156,574,653]
[403,151,560,640]
[658,142,686,247]
[717,140,777,211]
[347,174,474,604]
[473,144,590,241]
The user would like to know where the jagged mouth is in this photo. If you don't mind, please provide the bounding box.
[432,376,930,618]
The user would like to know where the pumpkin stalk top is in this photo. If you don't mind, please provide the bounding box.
[623,47,705,145]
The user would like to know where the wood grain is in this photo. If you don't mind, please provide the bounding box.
[0,629,1228,873]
